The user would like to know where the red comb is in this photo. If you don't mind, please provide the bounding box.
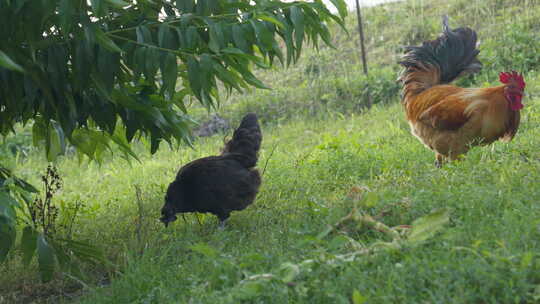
[499,71,526,89]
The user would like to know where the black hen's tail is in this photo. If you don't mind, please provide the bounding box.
[398,16,482,101]
[222,113,262,168]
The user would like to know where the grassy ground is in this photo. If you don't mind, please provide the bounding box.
[4,96,540,303]
[2,0,540,303]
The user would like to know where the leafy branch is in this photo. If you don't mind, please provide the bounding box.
[0,0,347,161]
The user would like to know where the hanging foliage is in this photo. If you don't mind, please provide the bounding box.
[0,0,347,159]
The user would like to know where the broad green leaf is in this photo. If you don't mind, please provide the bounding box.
[32,119,47,147]
[105,0,128,8]
[206,0,221,14]
[196,0,209,15]
[208,22,225,53]
[50,239,85,280]
[250,20,274,51]
[96,47,119,96]
[136,26,153,44]
[408,208,450,244]
[0,50,24,73]
[71,129,98,160]
[241,70,270,90]
[95,29,123,53]
[352,289,367,304]
[177,0,194,13]
[50,240,71,271]
[318,23,334,48]
[221,48,269,68]
[290,6,305,58]
[158,24,169,47]
[74,42,91,90]
[0,169,37,193]
[14,0,30,13]
[58,92,78,137]
[0,215,16,263]
[90,0,104,16]
[212,60,243,92]
[224,57,270,89]
[144,47,160,81]
[0,191,20,210]
[37,234,56,282]
[232,24,250,53]
[58,0,74,34]
[21,226,38,266]
[329,0,348,19]
[173,88,189,113]
[271,40,284,65]
[111,131,141,162]
[275,14,295,65]
[199,53,215,90]
[186,56,202,100]
[162,52,178,97]
[158,24,178,50]
[256,14,285,29]
[83,26,97,59]
[47,45,68,91]
[47,122,66,162]
[186,26,200,50]
[133,46,147,79]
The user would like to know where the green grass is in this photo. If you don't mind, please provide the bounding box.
[2,0,540,302]
[4,97,540,303]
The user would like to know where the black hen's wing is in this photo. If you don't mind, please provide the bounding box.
[175,156,261,215]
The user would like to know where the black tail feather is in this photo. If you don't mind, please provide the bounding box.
[399,16,482,90]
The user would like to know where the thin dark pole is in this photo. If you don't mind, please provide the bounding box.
[355,0,368,75]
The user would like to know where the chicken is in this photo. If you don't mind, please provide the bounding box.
[398,16,526,167]
[160,113,262,228]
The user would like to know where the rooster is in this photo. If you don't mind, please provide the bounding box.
[398,16,526,167]
[160,113,262,228]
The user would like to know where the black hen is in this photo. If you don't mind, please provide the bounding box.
[160,113,262,228]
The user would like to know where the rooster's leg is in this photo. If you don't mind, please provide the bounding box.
[435,153,444,168]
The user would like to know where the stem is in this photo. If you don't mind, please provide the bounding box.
[354,0,368,75]
[107,34,194,56]
[262,142,279,176]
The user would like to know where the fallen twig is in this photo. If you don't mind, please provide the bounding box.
[240,273,276,284]
[321,207,402,241]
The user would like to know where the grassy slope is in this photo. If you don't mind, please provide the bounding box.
[2,0,540,303]
[78,99,540,303]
